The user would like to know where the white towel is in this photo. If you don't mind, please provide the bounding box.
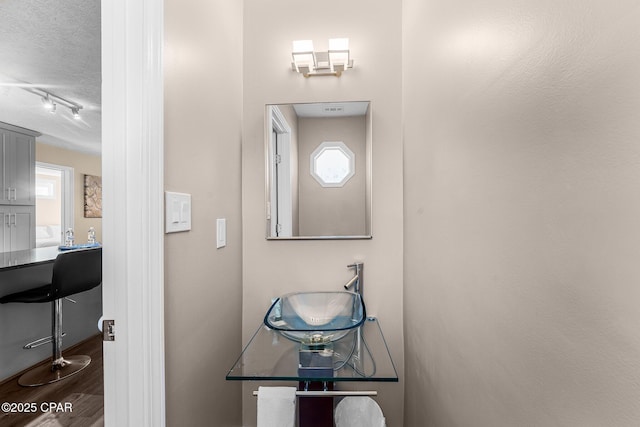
[335,396,386,427]
[257,386,296,427]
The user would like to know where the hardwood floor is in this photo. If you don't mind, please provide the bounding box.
[0,334,103,427]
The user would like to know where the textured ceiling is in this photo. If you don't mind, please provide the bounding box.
[0,0,101,154]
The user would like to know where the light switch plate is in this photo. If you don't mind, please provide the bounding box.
[216,218,226,248]
[165,191,192,233]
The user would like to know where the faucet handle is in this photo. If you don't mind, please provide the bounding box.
[347,262,363,269]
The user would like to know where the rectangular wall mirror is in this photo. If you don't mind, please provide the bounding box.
[265,101,372,240]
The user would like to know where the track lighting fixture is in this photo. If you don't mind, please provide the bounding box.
[27,87,83,119]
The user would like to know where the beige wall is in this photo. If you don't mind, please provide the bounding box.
[35,142,102,242]
[403,0,640,426]
[298,116,366,236]
[164,0,243,425]
[243,0,403,426]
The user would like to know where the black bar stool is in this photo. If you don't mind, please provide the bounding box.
[0,247,102,386]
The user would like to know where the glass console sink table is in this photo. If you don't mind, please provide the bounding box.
[226,317,398,382]
[227,317,397,427]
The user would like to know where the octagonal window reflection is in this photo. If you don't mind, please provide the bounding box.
[310,141,355,187]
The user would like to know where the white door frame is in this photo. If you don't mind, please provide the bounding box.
[102,1,166,426]
[268,106,292,237]
[35,162,74,239]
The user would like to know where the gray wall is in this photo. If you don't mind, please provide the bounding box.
[403,0,640,425]
[243,0,404,425]
[298,116,367,236]
[164,0,243,425]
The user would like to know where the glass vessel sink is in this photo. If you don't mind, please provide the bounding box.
[264,291,366,344]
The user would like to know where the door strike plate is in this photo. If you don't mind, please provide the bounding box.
[102,319,115,341]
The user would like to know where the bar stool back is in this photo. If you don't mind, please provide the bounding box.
[0,247,102,386]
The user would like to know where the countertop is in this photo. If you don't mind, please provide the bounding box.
[226,317,398,382]
[0,246,60,270]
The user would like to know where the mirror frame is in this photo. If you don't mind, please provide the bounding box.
[264,101,373,240]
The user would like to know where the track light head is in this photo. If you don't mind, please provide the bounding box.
[42,95,55,111]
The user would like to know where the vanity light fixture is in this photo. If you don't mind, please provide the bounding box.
[291,38,353,77]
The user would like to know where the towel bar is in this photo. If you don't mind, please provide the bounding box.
[252,390,377,397]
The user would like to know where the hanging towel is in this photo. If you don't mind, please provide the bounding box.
[335,396,386,427]
[257,386,297,427]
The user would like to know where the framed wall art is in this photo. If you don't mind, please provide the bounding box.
[84,174,102,218]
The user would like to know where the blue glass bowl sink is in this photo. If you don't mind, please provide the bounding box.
[264,291,366,343]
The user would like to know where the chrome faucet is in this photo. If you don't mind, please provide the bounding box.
[344,262,365,369]
[343,262,363,295]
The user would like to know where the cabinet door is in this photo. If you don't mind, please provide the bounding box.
[5,132,35,205]
[0,206,9,252]
[10,206,35,251]
[0,130,8,203]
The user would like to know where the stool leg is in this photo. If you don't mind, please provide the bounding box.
[17,299,92,387]
[52,299,64,367]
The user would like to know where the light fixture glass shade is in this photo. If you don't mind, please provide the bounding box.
[292,39,314,53]
[328,38,350,71]
[42,95,54,111]
[329,38,349,51]
[292,40,315,72]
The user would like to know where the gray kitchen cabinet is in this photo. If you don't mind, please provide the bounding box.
[0,123,39,253]
[0,122,39,206]
[0,205,36,253]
